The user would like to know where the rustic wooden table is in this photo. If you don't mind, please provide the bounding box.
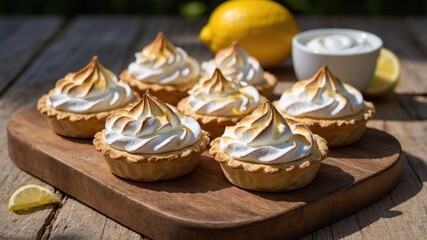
[0,16,426,240]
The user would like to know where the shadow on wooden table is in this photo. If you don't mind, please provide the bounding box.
[245,152,424,239]
[339,151,425,237]
[402,151,427,182]
[118,156,233,194]
[367,93,427,121]
[327,128,402,159]
[248,163,355,203]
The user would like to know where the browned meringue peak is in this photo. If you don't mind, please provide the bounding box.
[293,66,348,99]
[139,32,178,62]
[104,91,202,153]
[278,65,366,119]
[215,41,248,66]
[192,68,240,95]
[231,101,312,147]
[126,91,180,125]
[53,56,117,98]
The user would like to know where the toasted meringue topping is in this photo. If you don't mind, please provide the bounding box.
[128,32,200,86]
[187,68,261,116]
[104,92,202,154]
[278,66,364,118]
[47,56,134,113]
[220,101,317,164]
[201,42,264,85]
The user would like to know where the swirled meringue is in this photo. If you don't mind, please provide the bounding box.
[278,66,364,119]
[220,101,317,164]
[187,68,261,116]
[104,92,202,154]
[127,32,200,86]
[201,42,264,85]
[47,56,134,113]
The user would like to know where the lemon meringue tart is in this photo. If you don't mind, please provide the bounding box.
[38,56,137,138]
[274,66,375,147]
[177,68,266,139]
[209,101,328,192]
[93,91,210,182]
[120,32,200,105]
[201,42,277,96]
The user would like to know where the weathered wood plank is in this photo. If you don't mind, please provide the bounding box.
[0,16,143,239]
[0,17,62,93]
[0,17,64,240]
[44,197,144,240]
[330,215,364,240]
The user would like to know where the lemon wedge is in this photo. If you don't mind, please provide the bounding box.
[8,184,60,211]
[364,48,400,97]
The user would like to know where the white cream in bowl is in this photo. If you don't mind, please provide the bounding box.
[292,29,383,91]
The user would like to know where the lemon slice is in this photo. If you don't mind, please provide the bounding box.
[8,184,60,211]
[364,48,400,97]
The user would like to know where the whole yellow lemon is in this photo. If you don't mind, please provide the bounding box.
[200,0,299,68]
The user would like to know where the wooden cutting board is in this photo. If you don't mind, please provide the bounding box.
[7,109,401,240]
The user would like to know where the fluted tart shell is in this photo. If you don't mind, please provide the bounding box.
[38,95,137,138]
[274,101,375,147]
[93,130,210,182]
[209,132,328,192]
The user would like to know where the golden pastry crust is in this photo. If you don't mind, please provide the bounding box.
[93,130,210,181]
[273,101,375,147]
[37,95,137,138]
[255,72,277,97]
[177,96,267,139]
[120,70,198,105]
[209,134,328,192]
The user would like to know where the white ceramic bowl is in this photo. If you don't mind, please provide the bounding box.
[292,28,383,91]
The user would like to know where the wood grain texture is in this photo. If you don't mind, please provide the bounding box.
[8,109,401,240]
[0,17,62,93]
[0,17,64,240]
[43,197,144,240]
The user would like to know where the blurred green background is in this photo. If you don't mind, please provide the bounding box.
[0,0,425,16]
